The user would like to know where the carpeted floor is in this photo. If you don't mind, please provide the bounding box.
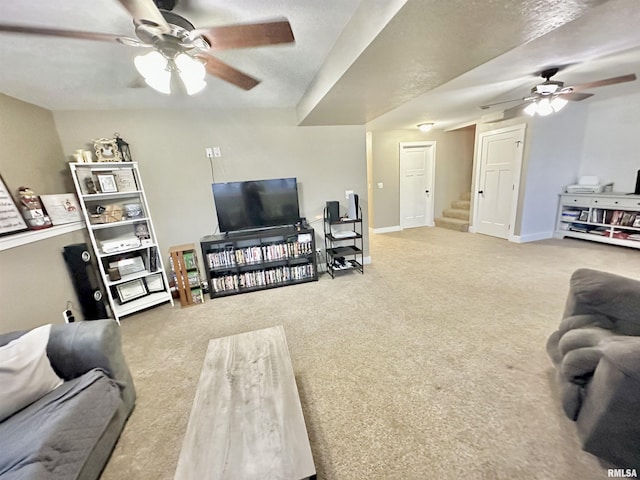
[101,227,640,480]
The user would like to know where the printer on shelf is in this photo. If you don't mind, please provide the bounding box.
[565,176,613,194]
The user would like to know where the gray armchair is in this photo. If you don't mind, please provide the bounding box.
[0,320,135,479]
[546,268,640,467]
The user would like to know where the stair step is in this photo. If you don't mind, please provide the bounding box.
[451,199,470,210]
[434,217,469,232]
[460,192,471,201]
[443,208,470,220]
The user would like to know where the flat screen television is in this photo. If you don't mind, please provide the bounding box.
[212,178,300,233]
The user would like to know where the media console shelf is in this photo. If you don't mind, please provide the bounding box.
[554,192,640,250]
[200,226,318,298]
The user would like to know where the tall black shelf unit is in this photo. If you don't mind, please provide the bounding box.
[323,206,364,278]
[200,226,318,298]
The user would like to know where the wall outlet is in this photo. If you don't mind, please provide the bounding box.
[345,189,354,199]
[377,182,384,189]
[213,147,222,157]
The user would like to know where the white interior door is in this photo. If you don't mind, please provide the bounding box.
[474,124,525,239]
[400,142,436,229]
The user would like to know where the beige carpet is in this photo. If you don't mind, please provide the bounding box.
[101,228,640,480]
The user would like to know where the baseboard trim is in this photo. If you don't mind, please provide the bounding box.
[512,231,554,243]
[371,226,401,234]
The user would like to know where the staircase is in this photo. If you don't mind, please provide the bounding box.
[434,192,470,232]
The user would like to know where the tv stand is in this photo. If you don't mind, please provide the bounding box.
[201,226,318,298]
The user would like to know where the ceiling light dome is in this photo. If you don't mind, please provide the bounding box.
[417,123,434,132]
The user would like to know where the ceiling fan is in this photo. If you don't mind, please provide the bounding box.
[480,67,637,116]
[0,0,295,94]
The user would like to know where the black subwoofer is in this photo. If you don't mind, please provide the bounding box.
[63,243,108,320]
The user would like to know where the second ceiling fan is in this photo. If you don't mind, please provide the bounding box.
[480,67,636,116]
[0,0,296,94]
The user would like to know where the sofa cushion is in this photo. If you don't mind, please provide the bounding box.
[561,346,603,384]
[558,327,617,357]
[557,313,614,336]
[0,324,63,422]
[0,368,122,480]
[568,269,640,335]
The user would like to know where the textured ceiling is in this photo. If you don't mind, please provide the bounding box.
[0,0,361,110]
[1,0,639,130]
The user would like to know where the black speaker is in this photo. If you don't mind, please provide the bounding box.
[63,243,108,320]
[635,170,640,195]
[326,201,340,222]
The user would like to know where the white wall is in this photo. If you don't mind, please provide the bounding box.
[518,105,588,240]
[580,91,640,193]
[53,108,368,263]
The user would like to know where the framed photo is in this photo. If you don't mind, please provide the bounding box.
[0,175,28,236]
[97,174,118,193]
[145,272,165,293]
[93,138,122,162]
[116,278,148,303]
[113,169,137,192]
[40,194,83,225]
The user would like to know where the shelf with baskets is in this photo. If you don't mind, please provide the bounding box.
[200,226,318,298]
[169,244,204,307]
[69,162,174,321]
[554,192,640,249]
[323,206,364,278]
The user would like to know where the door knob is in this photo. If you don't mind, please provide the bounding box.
[478,190,484,194]
[425,190,430,194]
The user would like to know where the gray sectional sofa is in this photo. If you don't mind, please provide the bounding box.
[547,268,640,468]
[0,320,135,479]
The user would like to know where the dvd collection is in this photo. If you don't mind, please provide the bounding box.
[210,264,314,293]
[206,240,313,269]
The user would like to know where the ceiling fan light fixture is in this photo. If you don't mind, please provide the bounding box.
[550,96,568,112]
[134,51,172,94]
[524,102,538,117]
[175,53,207,95]
[417,123,434,132]
[536,98,554,116]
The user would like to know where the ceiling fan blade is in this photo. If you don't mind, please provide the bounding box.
[479,97,525,109]
[559,92,594,101]
[197,55,260,90]
[0,24,122,42]
[117,0,170,32]
[569,73,636,92]
[193,19,294,51]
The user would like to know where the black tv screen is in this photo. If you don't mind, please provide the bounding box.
[212,178,300,233]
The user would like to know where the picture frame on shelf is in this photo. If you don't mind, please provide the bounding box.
[40,194,83,225]
[145,272,165,293]
[0,174,28,236]
[93,138,122,162]
[134,221,152,245]
[113,169,137,192]
[116,278,148,303]
[97,174,118,193]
